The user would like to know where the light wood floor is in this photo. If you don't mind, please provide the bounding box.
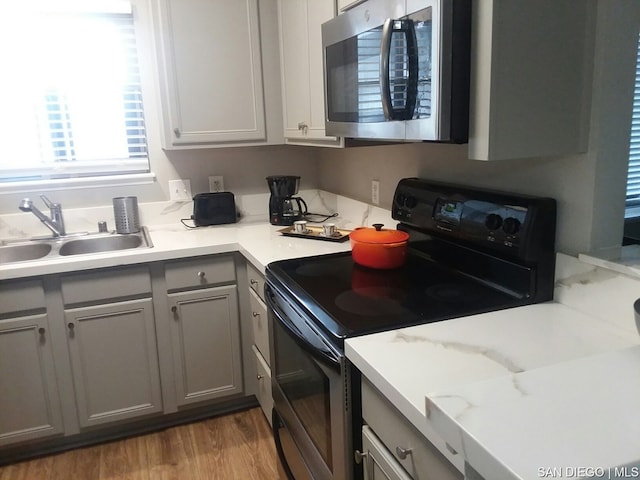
[0,407,282,480]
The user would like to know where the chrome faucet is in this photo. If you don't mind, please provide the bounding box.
[19,195,66,237]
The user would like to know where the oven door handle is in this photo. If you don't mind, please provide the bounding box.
[266,286,341,371]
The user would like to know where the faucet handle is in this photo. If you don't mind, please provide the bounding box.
[40,194,55,208]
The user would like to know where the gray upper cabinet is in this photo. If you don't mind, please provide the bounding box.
[0,280,64,446]
[468,0,594,161]
[153,0,284,148]
[62,268,162,428]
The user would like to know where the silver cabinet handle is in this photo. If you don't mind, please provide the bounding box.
[252,312,260,318]
[395,446,412,460]
[354,450,367,464]
[197,271,206,278]
[256,374,263,380]
[250,279,259,286]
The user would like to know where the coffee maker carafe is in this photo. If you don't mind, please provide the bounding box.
[266,175,308,225]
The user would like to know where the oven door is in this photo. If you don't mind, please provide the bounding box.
[266,284,352,480]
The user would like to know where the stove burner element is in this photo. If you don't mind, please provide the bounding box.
[335,289,406,317]
[425,283,483,304]
[295,263,340,277]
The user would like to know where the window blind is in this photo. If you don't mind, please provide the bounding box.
[0,1,149,183]
[626,34,640,209]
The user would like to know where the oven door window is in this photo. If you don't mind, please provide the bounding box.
[273,319,333,471]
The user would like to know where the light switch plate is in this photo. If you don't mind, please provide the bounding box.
[169,179,192,201]
[371,180,380,205]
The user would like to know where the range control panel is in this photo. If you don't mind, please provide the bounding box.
[392,178,556,260]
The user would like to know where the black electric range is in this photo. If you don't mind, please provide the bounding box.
[267,177,557,352]
[266,178,557,480]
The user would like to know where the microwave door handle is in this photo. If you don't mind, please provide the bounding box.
[380,18,393,121]
[405,20,419,118]
[381,19,419,120]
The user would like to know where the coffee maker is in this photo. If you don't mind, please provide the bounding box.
[266,175,308,225]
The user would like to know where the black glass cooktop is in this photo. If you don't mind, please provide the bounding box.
[266,251,523,346]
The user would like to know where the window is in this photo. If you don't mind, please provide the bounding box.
[0,1,149,185]
[626,33,640,215]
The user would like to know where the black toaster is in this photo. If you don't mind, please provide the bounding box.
[192,192,238,226]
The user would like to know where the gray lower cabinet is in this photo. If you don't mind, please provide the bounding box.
[65,298,163,428]
[361,378,463,480]
[362,425,412,480]
[167,285,242,406]
[0,313,64,446]
[61,265,162,428]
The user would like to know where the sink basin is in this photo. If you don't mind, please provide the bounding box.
[0,227,152,264]
[59,234,144,256]
[0,243,52,263]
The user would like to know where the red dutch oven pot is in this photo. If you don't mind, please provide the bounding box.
[349,223,409,269]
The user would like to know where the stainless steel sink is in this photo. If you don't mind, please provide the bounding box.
[0,227,152,264]
[59,233,145,256]
[0,242,53,263]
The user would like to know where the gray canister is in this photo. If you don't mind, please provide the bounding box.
[113,196,140,234]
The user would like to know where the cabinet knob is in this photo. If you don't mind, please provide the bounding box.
[38,327,46,335]
[395,446,412,460]
[174,128,181,138]
[197,271,206,278]
[171,306,178,314]
[297,122,308,134]
[354,450,367,464]
[67,322,75,330]
[250,279,259,286]
[252,312,260,318]
[256,374,263,380]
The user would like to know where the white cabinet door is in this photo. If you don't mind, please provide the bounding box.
[278,0,342,146]
[65,298,163,428]
[337,0,364,12]
[167,285,242,406]
[154,0,268,147]
[0,314,64,446]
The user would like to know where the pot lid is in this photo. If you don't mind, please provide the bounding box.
[349,223,409,244]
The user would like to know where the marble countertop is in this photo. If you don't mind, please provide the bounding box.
[346,253,640,478]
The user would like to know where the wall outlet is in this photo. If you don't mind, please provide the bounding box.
[371,179,380,205]
[169,179,192,201]
[209,175,224,193]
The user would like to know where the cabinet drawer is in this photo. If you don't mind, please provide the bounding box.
[252,345,272,426]
[249,289,269,362]
[362,378,463,480]
[0,278,45,315]
[165,255,235,291]
[61,266,151,306]
[246,262,265,302]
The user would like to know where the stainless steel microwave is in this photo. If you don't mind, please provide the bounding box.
[321,0,471,143]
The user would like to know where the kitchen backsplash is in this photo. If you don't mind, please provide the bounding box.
[0,190,393,240]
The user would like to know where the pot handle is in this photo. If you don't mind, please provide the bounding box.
[372,223,384,231]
